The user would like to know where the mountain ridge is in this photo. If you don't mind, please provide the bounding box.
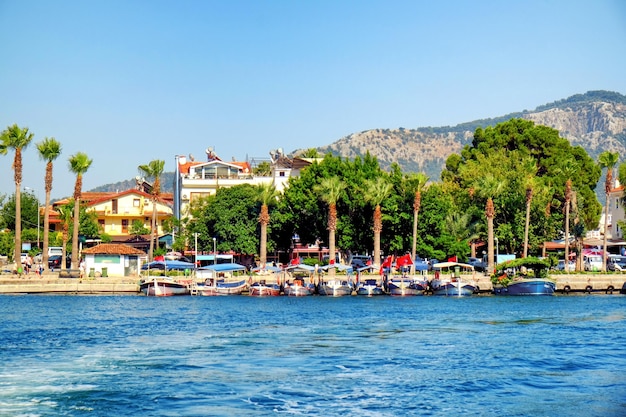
[92,90,626,193]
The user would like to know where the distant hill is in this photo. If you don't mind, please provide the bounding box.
[310,90,626,181]
[91,90,626,193]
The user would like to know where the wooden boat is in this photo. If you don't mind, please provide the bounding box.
[283,264,317,296]
[195,263,248,296]
[430,262,477,296]
[492,257,555,296]
[139,276,192,296]
[248,266,282,296]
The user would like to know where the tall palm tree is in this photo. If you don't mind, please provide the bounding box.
[598,151,619,271]
[1,124,34,263]
[520,157,538,258]
[406,173,429,272]
[363,177,393,269]
[256,183,280,267]
[68,152,93,269]
[36,137,62,271]
[314,177,346,274]
[474,174,505,274]
[138,159,165,261]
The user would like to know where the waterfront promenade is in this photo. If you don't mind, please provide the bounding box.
[0,270,624,295]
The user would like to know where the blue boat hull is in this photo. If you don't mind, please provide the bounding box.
[493,279,556,296]
[430,280,475,296]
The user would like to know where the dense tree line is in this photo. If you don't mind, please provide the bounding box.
[174,119,607,271]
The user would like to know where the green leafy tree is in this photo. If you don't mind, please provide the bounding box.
[68,152,92,269]
[36,137,62,271]
[598,151,619,271]
[253,161,272,176]
[443,118,601,261]
[1,124,34,262]
[138,159,166,261]
[130,220,150,236]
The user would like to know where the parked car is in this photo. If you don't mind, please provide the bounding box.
[467,257,486,272]
[608,256,626,272]
[350,254,372,269]
[556,259,575,271]
[48,255,70,269]
[414,256,429,272]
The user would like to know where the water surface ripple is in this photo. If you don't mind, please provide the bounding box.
[0,295,624,416]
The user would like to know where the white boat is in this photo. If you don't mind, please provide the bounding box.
[139,277,192,296]
[283,264,317,296]
[386,275,427,296]
[248,265,283,296]
[318,264,354,296]
[195,263,249,296]
[430,262,477,296]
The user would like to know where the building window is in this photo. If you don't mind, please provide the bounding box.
[279,171,285,177]
[133,199,140,207]
[122,219,129,233]
[112,199,118,214]
[98,219,105,230]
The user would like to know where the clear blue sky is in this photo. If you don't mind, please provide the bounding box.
[1,0,625,200]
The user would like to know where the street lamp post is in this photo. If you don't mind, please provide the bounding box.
[213,237,217,265]
[24,187,40,248]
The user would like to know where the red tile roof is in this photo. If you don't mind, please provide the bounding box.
[82,243,146,255]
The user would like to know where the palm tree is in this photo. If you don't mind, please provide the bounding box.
[1,124,34,263]
[36,137,62,271]
[406,173,429,273]
[598,151,619,271]
[474,174,505,274]
[68,152,93,269]
[256,183,280,267]
[138,159,165,261]
[520,157,538,258]
[363,177,393,269]
[314,177,346,274]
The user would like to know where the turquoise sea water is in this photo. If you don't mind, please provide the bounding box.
[0,294,625,416]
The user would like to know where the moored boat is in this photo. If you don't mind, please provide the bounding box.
[195,263,249,296]
[283,264,317,296]
[140,276,192,296]
[430,262,477,296]
[318,264,354,296]
[492,257,555,296]
[248,266,282,296]
[386,275,427,296]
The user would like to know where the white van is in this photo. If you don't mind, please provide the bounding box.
[583,254,602,271]
[48,246,63,257]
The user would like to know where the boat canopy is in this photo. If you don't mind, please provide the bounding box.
[284,264,316,272]
[432,262,474,270]
[198,262,247,272]
[319,264,353,273]
[251,265,282,273]
[144,260,196,270]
